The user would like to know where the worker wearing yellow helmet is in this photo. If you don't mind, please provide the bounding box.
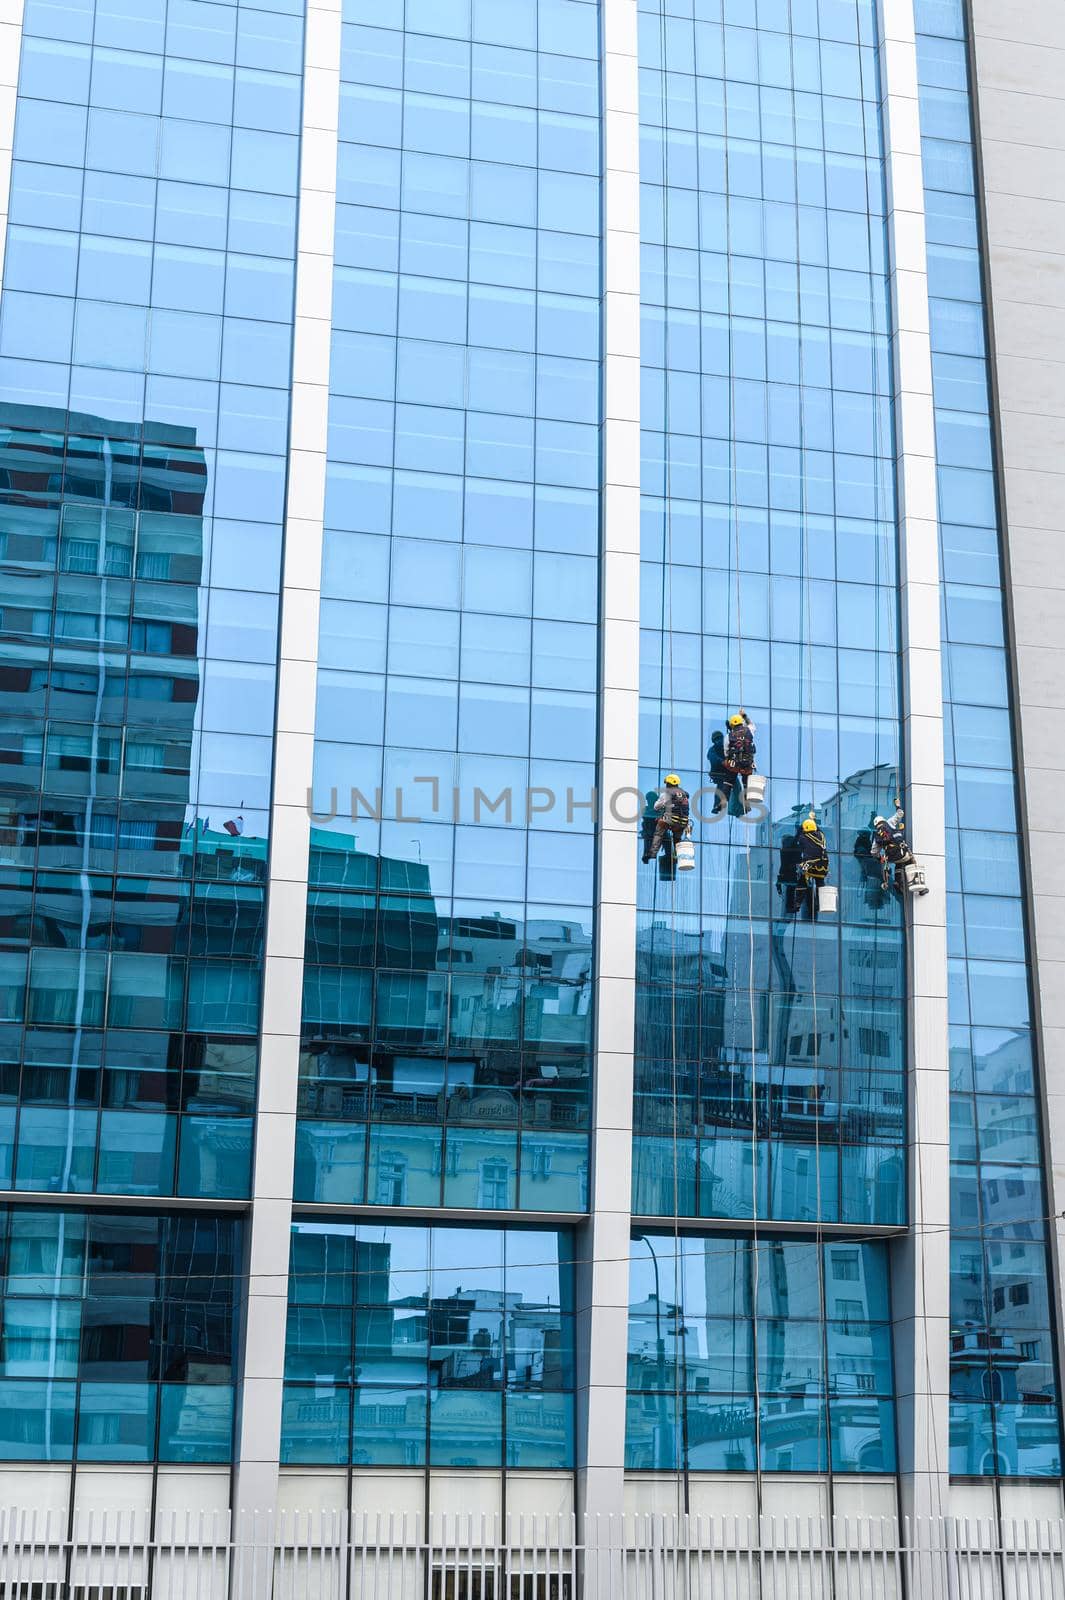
[797,816,829,884]
[718,709,757,810]
[643,772,691,864]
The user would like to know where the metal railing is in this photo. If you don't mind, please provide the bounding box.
[1,1510,1063,1600]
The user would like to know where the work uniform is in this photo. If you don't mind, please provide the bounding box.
[871,807,919,893]
[779,824,829,917]
[644,784,690,862]
[798,826,829,884]
[725,716,756,776]
[721,715,756,810]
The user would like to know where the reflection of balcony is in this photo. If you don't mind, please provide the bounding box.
[372,1091,447,1125]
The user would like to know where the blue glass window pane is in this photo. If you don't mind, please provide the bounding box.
[980,1164,1043,1228]
[830,1399,896,1472]
[971,1028,1033,1095]
[759,1395,827,1471]
[0,1299,80,1377]
[757,1319,824,1392]
[505,1392,574,1468]
[367,1125,442,1207]
[289,1225,357,1306]
[950,1402,996,1474]
[518,1134,587,1211]
[76,1382,156,1461]
[625,1390,681,1470]
[294,1121,367,1204]
[158,1384,234,1463]
[286,1306,353,1383]
[354,1387,427,1466]
[826,1322,894,1395]
[993,1405,1062,1478]
[15,1107,97,1192]
[967,963,1030,1030]
[0,1378,76,1459]
[683,1395,757,1471]
[354,1307,428,1385]
[840,1145,905,1225]
[96,1111,177,1195]
[177,1116,252,1199]
[281,1385,352,1464]
[442,1129,517,1210]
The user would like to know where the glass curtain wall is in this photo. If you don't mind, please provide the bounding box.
[625,1232,896,1474]
[292,0,602,1214]
[914,0,1063,1480]
[0,0,305,1199]
[281,1220,575,1472]
[633,0,905,1227]
[0,1206,240,1463]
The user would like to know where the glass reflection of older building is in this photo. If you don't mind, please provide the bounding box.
[633,766,906,1225]
[0,402,265,1473]
[296,827,591,1214]
[281,1222,576,1474]
[0,406,265,1198]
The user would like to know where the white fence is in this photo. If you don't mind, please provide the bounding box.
[0,1512,1063,1600]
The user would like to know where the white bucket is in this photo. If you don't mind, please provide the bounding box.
[676,838,696,870]
[903,862,929,896]
[817,882,838,913]
[744,773,766,805]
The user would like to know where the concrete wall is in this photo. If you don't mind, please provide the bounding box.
[968,0,1065,1403]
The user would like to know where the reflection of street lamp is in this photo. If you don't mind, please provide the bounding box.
[641,1236,674,1471]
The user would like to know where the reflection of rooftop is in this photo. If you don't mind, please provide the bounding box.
[0,401,200,448]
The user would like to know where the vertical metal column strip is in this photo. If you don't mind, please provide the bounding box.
[966,0,1065,1511]
[576,0,642,1525]
[232,0,341,1524]
[0,0,24,291]
[876,0,951,1523]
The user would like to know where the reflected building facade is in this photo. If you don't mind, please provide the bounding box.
[296,830,592,1214]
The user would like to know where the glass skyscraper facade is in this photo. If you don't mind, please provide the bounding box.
[633,0,906,1235]
[292,0,601,1217]
[914,0,1061,1480]
[0,0,1062,1532]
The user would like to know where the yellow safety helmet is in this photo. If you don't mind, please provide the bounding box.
[727,714,745,727]
[801,817,819,833]
[664,773,681,786]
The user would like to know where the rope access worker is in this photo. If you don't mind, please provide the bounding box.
[778,816,830,916]
[723,710,757,808]
[643,774,690,863]
[871,804,929,897]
